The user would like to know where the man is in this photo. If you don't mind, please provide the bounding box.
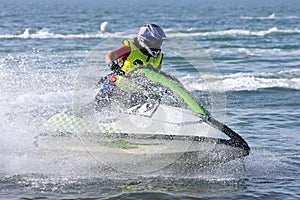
[95,24,167,109]
[106,23,167,74]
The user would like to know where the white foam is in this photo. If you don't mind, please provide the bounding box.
[205,47,300,58]
[181,69,300,91]
[1,27,299,39]
[239,13,299,20]
[0,28,134,39]
[172,27,300,37]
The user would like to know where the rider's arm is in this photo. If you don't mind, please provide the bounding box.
[105,45,131,65]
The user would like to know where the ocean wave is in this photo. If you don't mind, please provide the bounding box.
[182,69,300,91]
[1,27,299,40]
[206,47,300,56]
[169,27,300,37]
[239,13,299,20]
[0,28,135,39]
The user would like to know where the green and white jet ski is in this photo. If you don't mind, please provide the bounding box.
[36,66,250,173]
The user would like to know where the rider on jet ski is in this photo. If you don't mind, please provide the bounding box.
[95,24,167,108]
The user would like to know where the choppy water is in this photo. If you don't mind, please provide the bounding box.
[0,0,299,199]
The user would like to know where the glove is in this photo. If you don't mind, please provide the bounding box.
[108,61,120,72]
[108,61,125,76]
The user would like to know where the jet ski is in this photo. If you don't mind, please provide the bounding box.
[36,66,250,173]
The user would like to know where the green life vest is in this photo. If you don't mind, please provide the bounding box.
[121,40,163,73]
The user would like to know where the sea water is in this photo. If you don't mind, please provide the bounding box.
[0,0,299,199]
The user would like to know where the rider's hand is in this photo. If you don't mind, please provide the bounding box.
[108,60,120,71]
[108,60,125,76]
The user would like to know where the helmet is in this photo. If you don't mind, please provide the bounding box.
[137,24,167,58]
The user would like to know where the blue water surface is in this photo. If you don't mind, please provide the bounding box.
[0,0,299,199]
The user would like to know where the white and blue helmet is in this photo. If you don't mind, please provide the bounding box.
[137,24,167,58]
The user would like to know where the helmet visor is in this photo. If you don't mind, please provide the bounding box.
[143,37,163,49]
